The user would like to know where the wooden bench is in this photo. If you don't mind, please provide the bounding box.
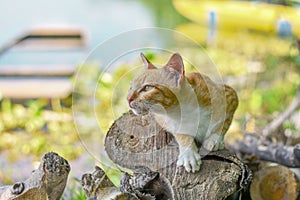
[0,28,86,99]
[0,65,75,98]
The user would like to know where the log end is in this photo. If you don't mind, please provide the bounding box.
[250,165,299,200]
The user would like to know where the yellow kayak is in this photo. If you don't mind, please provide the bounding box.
[173,0,300,38]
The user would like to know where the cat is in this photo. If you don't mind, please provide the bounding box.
[127,53,238,173]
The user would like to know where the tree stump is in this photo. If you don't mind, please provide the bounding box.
[103,111,252,199]
[0,152,70,200]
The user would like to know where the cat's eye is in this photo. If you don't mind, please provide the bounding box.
[142,85,154,92]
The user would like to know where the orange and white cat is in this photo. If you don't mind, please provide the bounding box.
[127,53,238,173]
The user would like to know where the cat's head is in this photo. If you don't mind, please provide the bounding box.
[127,53,185,115]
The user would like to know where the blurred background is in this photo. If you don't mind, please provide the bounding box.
[0,0,300,199]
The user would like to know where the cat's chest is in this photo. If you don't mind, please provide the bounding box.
[154,104,211,135]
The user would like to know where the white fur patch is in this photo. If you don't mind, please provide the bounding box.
[177,146,201,173]
[131,108,139,115]
[155,104,211,140]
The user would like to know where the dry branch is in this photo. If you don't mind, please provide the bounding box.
[262,85,300,137]
[231,133,300,167]
[0,152,70,200]
[229,86,300,167]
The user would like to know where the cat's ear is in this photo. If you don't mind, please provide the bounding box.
[164,53,185,84]
[140,53,157,69]
[165,53,185,76]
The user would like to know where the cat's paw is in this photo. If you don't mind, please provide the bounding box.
[177,147,201,173]
[202,134,225,151]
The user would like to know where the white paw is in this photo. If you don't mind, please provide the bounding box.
[202,134,224,151]
[177,147,201,173]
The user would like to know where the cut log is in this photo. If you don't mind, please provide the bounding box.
[250,165,299,200]
[0,152,70,200]
[104,111,252,199]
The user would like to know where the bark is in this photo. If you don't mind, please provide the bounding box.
[102,111,252,200]
[81,166,138,200]
[0,152,70,200]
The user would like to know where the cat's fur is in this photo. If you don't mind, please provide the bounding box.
[127,53,238,173]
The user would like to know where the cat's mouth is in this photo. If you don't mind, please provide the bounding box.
[130,108,147,115]
[129,101,150,115]
[130,107,150,115]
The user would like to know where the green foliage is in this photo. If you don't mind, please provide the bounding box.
[62,177,86,200]
[0,99,82,161]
